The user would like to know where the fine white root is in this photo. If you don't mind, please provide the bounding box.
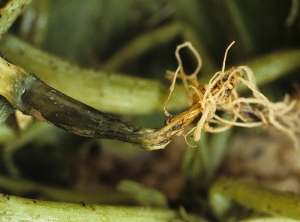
[165,41,300,149]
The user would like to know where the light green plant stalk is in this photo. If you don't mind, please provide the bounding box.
[0,0,33,39]
[0,33,187,115]
[0,192,206,222]
[209,177,300,220]
[240,217,300,222]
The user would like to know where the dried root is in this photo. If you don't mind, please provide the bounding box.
[165,41,300,149]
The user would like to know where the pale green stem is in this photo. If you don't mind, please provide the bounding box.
[0,34,188,115]
[209,177,300,220]
[240,217,299,222]
[0,0,33,39]
[0,192,206,222]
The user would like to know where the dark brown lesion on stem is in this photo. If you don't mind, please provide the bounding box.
[11,74,201,150]
[17,75,139,140]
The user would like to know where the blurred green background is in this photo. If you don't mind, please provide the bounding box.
[1,0,300,221]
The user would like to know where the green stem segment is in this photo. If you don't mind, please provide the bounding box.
[0,34,188,115]
[0,193,180,222]
[209,177,300,220]
[0,0,33,39]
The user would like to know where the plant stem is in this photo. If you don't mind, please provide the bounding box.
[0,193,181,222]
[0,34,188,115]
[0,0,33,39]
[209,177,300,220]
